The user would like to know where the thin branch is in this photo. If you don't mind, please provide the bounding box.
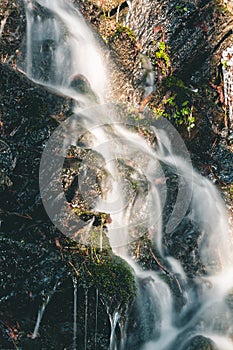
[149,247,183,294]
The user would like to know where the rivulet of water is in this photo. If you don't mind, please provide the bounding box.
[32,280,60,339]
[21,1,233,349]
[222,46,233,123]
[73,276,78,350]
[94,288,99,350]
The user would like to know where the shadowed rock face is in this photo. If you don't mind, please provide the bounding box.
[119,0,233,166]
[127,0,233,80]
[0,63,136,349]
[77,0,232,135]
[124,0,233,112]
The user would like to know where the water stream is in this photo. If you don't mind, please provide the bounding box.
[84,288,88,350]
[20,0,233,349]
[107,307,121,350]
[95,288,99,350]
[73,276,78,350]
[32,280,60,339]
[222,46,233,123]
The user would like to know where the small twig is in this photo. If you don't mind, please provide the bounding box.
[0,320,19,349]
[149,247,170,275]
[0,209,32,220]
[54,237,65,260]
[149,247,183,294]
[68,261,80,277]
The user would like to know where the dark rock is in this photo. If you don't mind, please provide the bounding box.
[0,62,135,348]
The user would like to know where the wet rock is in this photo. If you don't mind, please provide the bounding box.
[0,62,136,348]
[174,335,218,350]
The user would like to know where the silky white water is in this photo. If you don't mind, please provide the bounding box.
[21,1,233,349]
[32,280,60,339]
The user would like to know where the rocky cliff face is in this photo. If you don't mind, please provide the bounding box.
[0,0,232,348]
[76,0,233,185]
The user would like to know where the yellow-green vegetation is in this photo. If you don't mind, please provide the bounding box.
[99,18,136,44]
[229,184,233,198]
[221,60,228,68]
[223,183,233,207]
[219,0,233,14]
[175,5,188,12]
[151,76,197,133]
[105,23,137,44]
[64,204,136,308]
[114,24,136,41]
[153,94,195,133]
[155,41,170,75]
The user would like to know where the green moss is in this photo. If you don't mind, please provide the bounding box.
[175,5,188,13]
[162,76,187,89]
[151,76,197,132]
[153,93,195,132]
[229,185,233,198]
[155,41,170,75]
[112,24,136,42]
[85,254,136,306]
[67,240,136,309]
[63,209,136,309]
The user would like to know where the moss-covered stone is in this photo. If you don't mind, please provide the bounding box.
[70,247,136,309]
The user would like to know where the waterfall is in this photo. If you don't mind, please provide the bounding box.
[21,0,233,349]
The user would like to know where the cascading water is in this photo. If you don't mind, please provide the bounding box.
[20,0,233,349]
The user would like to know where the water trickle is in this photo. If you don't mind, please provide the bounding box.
[100,227,103,253]
[73,276,78,350]
[94,288,99,350]
[21,1,233,349]
[118,316,126,350]
[108,308,121,350]
[222,46,233,124]
[84,288,88,350]
[32,281,60,339]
